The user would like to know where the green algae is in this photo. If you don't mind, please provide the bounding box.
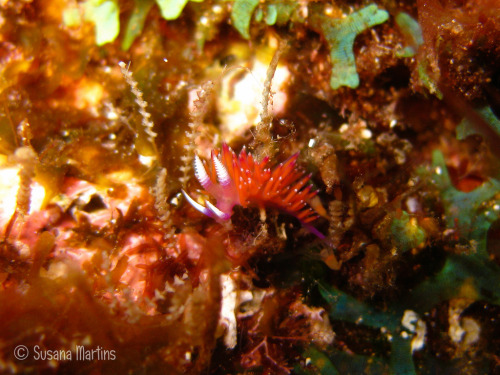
[157,0,203,20]
[85,0,204,49]
[390,211,427,253]
[317,283,417,375]
[83,0,120,46]
[264,1,299,26]
[432,150,500,256]
[232,1,389,90]
[456,106,500,141]
[85,0,389,92]
[409,253,500,311]
[231,0,260,39]
[310,5,389,90]
[395,12,423,58]
[122,0,155,50]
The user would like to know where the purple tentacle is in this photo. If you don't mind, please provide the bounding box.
[181,189,215,219]
[205,200,232,220]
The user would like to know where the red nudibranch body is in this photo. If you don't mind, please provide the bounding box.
[181,143,325,238]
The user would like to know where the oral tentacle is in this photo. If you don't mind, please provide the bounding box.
[181,189,216,218]
[205,200,231,220]
[303,223,326,239]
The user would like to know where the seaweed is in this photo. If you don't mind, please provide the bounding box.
[395,12,423,58]
[156,0,203,21]
[309,4,389,90]
[431,150,500,256]
[83,0,120,46]
[122,0,155,50]
[231,0,260,40]
[456,106,500,142]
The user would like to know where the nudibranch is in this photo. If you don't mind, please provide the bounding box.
[181,144,325,238]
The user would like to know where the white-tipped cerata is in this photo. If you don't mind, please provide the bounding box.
[212,154,231,186]
[181,189,213,218]
[205,200,231,220]
[194,154,212,190]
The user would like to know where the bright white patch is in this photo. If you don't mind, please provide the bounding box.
[138,154,155,167]
[40,262,69,280]
[449,305,465,343]
[0,167,21,227]
[461,317,480,346]
[0,166,45,227]
[448,304,481,347]
[270,65,291,114]
[401,310,426,353]
[361,129,372,139]
[406,197,419,213]
[402,310,419,332]
[218,55,290,141]
[219,273,238,348]
[30,182,46,214]
[187,87,202,114]
[106,109,118,120]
